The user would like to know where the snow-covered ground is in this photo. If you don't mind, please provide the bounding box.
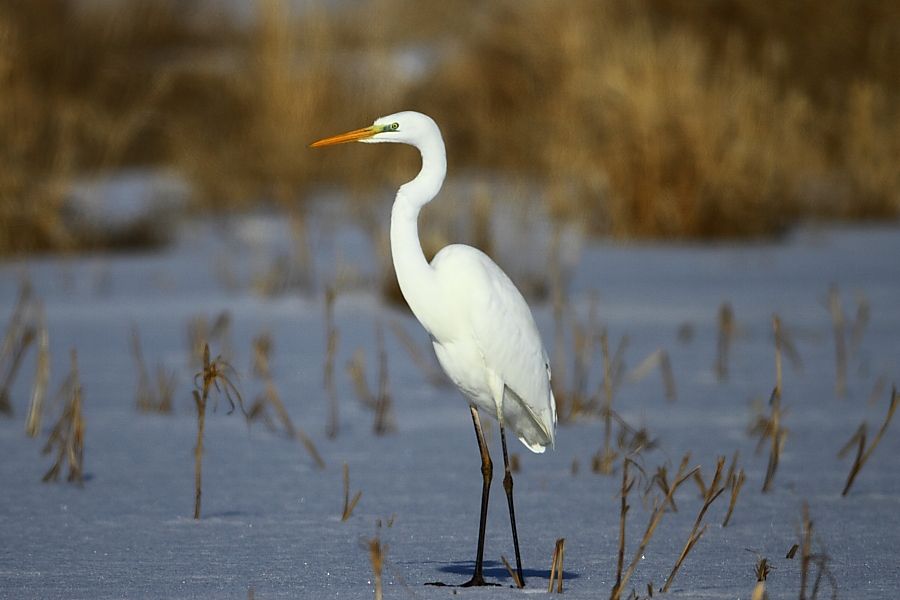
[1,212,898,599]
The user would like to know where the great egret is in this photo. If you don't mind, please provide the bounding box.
[311,111,556,587]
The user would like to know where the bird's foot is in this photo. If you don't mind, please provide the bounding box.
[460,574,500,587]
[424,575,501,587]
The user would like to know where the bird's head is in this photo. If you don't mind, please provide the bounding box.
[309,111,439,148]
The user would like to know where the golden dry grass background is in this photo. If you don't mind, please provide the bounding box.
[1,0,899,254]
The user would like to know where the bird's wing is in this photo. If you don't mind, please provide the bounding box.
[434,245,556,451]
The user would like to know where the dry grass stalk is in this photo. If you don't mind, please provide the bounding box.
[187,311,233,368]
[595,329,616,474]
[42,349,84,485]
[1,282,33,384]
[256,379,325,470]
[251,333,273,378]
[500,555,523,589]
[611,454,697,600]
[840,386,897,496]
[827,286,847,398]
[772,315,783,397]
[346,349,377,408]
[192,343,244,519]
[324,287,340,439]
[368,533,385,600]
[25,305,49,437]
[849,294,870,354]
[131,325,175,413]
[388,321,448,387]
[752,557,770,600]
[341,462,362,521]
[661,457,728,592]
[715,303,735,381]
[759,386,786,493]
[570,295,599,414]
[547,538,566,593]
[373,323,394,435]
[774,316,804,373]
[650,464,682,512]
[626,349,676,402]
[867,374,887,406]
[798,502,813,600]
[0,281,38,414]
[788,503,838,599]
[722,467,746,527]
[614,458,636,594]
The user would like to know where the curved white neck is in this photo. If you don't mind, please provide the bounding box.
[390,133,446,331]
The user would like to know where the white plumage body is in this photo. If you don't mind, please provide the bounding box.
[426,244,556,452]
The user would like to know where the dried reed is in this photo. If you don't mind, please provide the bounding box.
[548,538,566,593]
[661,457,727,592]
[324,287,339,439]
[715,303,735,381]
[827,286,847,398]
[722,467,746,527]
[368,533,385,600]
[596,329,616,474]
[626,349,677,402]
[0,281,37,414]
[25,304,49,437]
[131,325,175,413]
[341,462,362,521]
[248,333,325,469]
[500,555,523,589]
[611,454,696,600]
[751,558,770,600]
[42,349,84,485]
[192,343,244,519]
[849,293,870,355]
[840,386,897,496]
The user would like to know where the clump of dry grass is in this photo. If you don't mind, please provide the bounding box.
[0,280,50,435]
[131,325,176,414]
[5,0,900,256]
[611,454,697,600]
[547,538,566,593]
[839,386,897,496]
[346,322,395,435]
[247,332,325,469]
[42,349,85,485]
[0,281,38,414]
[192,343,244,519]
[660,457,727,592]
[789,502,837,600]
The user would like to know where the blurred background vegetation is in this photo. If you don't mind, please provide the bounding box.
[1,0,899,255]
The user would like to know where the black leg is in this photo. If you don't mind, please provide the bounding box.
[500,421,525,587]
[461,406,494,587]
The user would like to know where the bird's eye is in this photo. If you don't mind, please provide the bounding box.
[390,122,399,130]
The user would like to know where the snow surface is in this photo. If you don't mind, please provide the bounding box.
[1,214,899,600]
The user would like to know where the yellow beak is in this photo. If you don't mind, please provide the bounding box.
[309,125,380,148]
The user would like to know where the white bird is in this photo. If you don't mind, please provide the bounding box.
[311,111,556,587]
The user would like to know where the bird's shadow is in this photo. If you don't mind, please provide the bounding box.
[432,560,580,584]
